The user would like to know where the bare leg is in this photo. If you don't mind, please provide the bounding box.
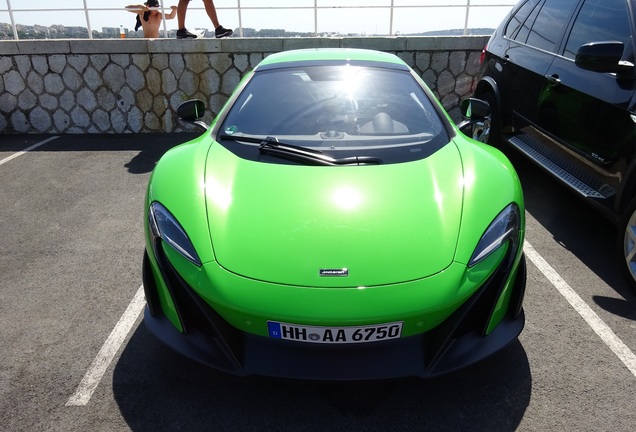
[177,0,189,29]
[202,0,221,29]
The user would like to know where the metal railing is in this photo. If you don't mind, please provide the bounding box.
[0,0,516,40]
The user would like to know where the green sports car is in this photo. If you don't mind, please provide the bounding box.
[142,48,526,380]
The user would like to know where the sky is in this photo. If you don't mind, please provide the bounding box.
[1,0,517,35]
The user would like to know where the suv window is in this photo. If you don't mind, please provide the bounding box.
[563,0,631,59]
[505,0,541,39]
[526,0,579,52]
[514,1,542,43]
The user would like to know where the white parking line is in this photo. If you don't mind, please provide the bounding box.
[524,240,636,378]
[0,136,60,166]
[66,285,146,407]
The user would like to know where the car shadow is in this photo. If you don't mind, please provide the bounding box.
[502,149,636,306]
[591,295,636,322]
[121,133,201,174]
[112,323,531,432]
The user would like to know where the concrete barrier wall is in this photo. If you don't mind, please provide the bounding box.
[0,36,488,134]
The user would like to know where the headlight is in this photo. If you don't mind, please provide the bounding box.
[469,203,520,267]
[148,202,202,266]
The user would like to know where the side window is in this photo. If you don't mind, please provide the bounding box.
[526,0,579,52]
[515,3,541,43]
[505,0,541,39]
[563,0,631,60]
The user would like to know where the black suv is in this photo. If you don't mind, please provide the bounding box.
[473,0,636,290]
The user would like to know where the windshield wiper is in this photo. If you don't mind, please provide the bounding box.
[219,134,382,166]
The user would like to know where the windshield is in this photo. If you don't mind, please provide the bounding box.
[218,65,448,154]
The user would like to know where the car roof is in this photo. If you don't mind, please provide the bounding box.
[254,48,410,71]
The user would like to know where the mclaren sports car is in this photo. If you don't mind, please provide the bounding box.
[142,48,527,380]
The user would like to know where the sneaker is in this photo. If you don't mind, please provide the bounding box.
[215,26,233,38]
[176,28,197,39]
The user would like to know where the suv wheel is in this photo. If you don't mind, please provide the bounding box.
[619,196,636,291]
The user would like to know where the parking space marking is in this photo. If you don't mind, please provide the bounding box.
[525,240,636,378]
[66,285,146,407]
[0,136,60,166]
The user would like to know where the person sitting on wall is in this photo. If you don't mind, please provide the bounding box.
[126,0,177,38]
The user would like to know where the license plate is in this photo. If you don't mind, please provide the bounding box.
[267,321,403,344]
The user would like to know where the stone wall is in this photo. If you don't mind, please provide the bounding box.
[0,36,488,134]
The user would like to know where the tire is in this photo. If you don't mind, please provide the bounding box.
[618,196,636,292]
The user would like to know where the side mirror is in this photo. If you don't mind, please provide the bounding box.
[575,41,633,73]
[458,98,491,143]
[460,98,491,120]
[177,99,206,121]
[176,99,209,131]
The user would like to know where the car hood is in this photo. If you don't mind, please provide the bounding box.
[204,143,464,287]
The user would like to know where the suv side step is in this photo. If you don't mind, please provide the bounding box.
[506,134,614,199]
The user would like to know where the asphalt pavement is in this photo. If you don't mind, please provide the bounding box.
[0,133,635,431]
